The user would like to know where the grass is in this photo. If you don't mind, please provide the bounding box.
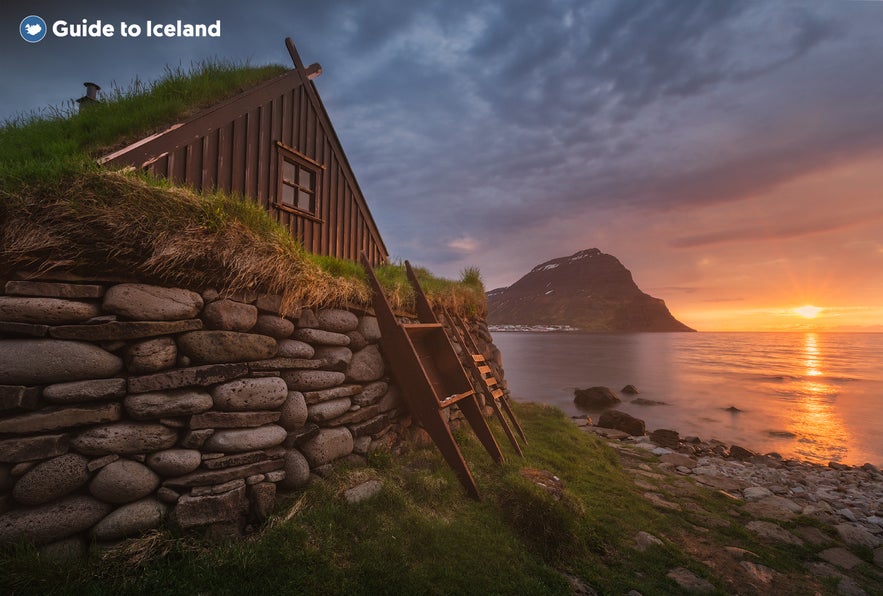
[1,402,871,594]
[0,61,288,186]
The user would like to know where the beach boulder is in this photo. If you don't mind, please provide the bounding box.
[597,410,645,436]
[573,386,621,409]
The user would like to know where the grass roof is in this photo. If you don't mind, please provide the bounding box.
[0,62,486,317]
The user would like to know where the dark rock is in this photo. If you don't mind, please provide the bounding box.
[632,398,668,406]
[124,389,213,420]
[345,345,385,382]
[91,498,166,541]
[0,495,111,546]
[4,280,104,299]
[0,434,69,463]
[0,403,122,434]
[203,425,287,453]
[729,445,756,461]
[12,454,90,506]
[0,339,122,385]
[163,459,284,489]
[282,370,346,392]
[300,427,354,467]
[123,337,177,374]
[177,331,277,364]
[621,384,639,394]
[0,321,49,337]
[71,423,178,456]
[127,363,248,393]
[145,449,202,476]
[0,297,100,324]
[43,378,126,404]
[89,460,160,503]
[275,339,314,359]
[597,410,645,436]
[649,429,680,449]
[173,484,248,529]
[725,406,742,413]
[49,319,202,341]
[573,386,621,409]
[190,411,281,429]
[0,385,40,411]
[292,328,350,346]
[211,377,288,411]
[279,449,310,489]
[202,299,258,332]
[251,315,294,339]
[302,384,363,405]
[249,482,276,522]
[102,284,203,321]
[284,423,319,447]
[278,391,308,430]
[316,309,359,333]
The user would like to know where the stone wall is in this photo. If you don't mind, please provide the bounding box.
[0,274,440,550]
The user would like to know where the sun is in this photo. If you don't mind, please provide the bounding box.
[794,305,823,319]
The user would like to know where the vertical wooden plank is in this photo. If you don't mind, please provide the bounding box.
[256,101,271,207]
[331,167,341,259]
[202,130,219,192]
[185,139,203,190]
[169,147,187,184]
[231,115,245,196]
[342,188,352,260]
[281,88,293,148]
[298,86,309,151]
[245,108,259,202]
[217,122,232,193]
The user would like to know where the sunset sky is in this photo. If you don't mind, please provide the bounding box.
[3,1,883,331]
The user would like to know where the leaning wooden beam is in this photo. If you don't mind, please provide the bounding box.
[405,261,505,465]
[360,254,483,499]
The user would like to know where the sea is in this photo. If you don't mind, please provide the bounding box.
[491,331,883,467]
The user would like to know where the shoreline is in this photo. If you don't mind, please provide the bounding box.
[572,415,883,557]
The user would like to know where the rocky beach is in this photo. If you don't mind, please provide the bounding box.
[572,406,883,595]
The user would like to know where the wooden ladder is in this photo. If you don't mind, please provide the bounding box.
[442,307,527,455]
[360,255,504,499]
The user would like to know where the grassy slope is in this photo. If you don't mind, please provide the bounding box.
[2,402,867,595]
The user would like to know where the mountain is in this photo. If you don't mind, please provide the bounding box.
[487,249,695,332]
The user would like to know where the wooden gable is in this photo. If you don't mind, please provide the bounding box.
[101,38,388,266]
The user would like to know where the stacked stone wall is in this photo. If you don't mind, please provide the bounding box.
[0,273,422,550]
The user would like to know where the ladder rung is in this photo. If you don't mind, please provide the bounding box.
[438,389,475,408]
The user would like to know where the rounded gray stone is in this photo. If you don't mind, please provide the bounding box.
[211,377,288,411]
[308,397,352,422]
[71,423,178,456]
[124,389,213,420]
[0,495,112,546]
[252,314,295,339]
[283,370,345,391]
[124,337,177,374]
[43,378,127,404]
[0,296,101,324]
[103,284,203,321]
[203,425,287,453]
[353,381,389,406]
[357,316,381,342]
[0,339,123,385]
[292,328,351,346]
[300,427,354,467]
[346,330,368,351]
[345,345,385,382]
[177,330,277,364]
[316,309,359,333]
[276,339,315,359]
[279,449,311,489]
[90,459,160,504]
[202,299,258,332]
[314,346,353,366]
[145,449,202,477]
[279,391,308,430]
[12,454,90,506]
[91,498,167,541]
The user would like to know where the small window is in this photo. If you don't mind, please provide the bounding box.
[280,158,316,212]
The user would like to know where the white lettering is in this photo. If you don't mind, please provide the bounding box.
[52,19,114,37]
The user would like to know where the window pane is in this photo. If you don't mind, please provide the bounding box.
[299,169,313,190]
[282,160,296,183]
[297,190,312,211]
[281,184,295,206]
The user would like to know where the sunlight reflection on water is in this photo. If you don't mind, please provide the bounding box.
[492,331,883,466]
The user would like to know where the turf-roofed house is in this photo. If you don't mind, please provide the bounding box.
[0,37,512,548]
[102,38,387,267]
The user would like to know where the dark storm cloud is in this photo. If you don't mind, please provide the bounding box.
[3,1,883,285]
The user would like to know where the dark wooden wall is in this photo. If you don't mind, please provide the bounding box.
[103,70,387,266]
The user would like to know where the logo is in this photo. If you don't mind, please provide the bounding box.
[20,15,47,43]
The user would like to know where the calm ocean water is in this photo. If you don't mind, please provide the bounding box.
[491,332,883,467]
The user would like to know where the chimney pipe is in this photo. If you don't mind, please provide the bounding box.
[76,82,101,111]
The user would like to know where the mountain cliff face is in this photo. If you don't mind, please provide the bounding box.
[487,249,695,332]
